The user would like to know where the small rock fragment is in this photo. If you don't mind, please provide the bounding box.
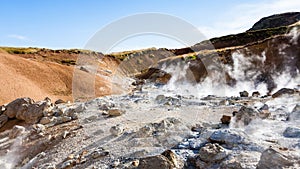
[110,124,124,136]
[138,155,174,169]
[9,125,26,139]
[198,143,228,163]
[108,109,124,117]
[220,115,231,125]
[0,114,8,128]
[252,91,261,97]
[272,88,295,98]
[283,127,300,138]
[239,91,249,97]
[55,99,66,105]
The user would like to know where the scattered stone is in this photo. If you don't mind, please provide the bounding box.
[272,88,295,98]
[239,91,249,97]
[283,127,300,138]
[288,104,300,121]
[110,124,124,136]
[38,163,56,169]
[4,97,34,118]
[9,125,26,139]
[15,99,53,124]
[234,106,258,125]
[62,131,70,139]
[220,115,231,125]
[0,114,8,128]
[55,99,66,105]
[132,160,139,167]
[252,91,261,97]
[209,129,246,146]
[39,117,52,125]
[137,155,174,169]
[32,124,46,133]
[111,159,120,168]
[60,159,75,169]
[108,109,125,117]
[161,150,184,168]
[257,148,294,169]
[91,147,109,159]
[0,105,6,114]
[198,143,228,163]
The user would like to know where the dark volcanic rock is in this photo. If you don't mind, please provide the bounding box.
[249,12,300,31]
[272,88,295,98]
[257,148,295,169]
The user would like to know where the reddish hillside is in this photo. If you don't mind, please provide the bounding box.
[0,49,119,104]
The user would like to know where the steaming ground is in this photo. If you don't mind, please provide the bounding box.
[0,79,299,168]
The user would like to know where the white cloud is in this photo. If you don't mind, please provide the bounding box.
[199,0,300,38]
[7,34,34,43]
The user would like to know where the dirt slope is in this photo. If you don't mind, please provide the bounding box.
[0,50,115,104]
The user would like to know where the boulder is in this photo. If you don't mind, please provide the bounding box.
[9,125,26,139]
[220,115,231,125]
[252,91,261,97]
[198,143,228,163]
[209,129,246,146]
[239,91,249,97]
[137,155,174,169]
[272,88,295,98]
[283,127,300,138]
[4,97,34,118]
[257,148,294,169]
[0,114,8,128]
[17,100,52,124]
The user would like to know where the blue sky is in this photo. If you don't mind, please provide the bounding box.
[1,0,300,52]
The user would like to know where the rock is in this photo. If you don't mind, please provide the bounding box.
[0,105,6,114]
[209,129,246,146]
[252,91,261,97]
[155,95,181,106]
[272,88,295,98]
[161,150,184,168]
[32,124,46,133]
[239,91,249,97]
[39,117,52,125]
[38,163,56,169]
[91,147,109,159]
[110,124,124,136]
[220,115,231,125]
[4,97,34,118]
[9,125,26,139]
[55,99,66,104]
[14,99,53,124]
[288,104,300,121]
[234,106,259,125]
[257,148,294,169]
[55,116,72,125]
[108,109,125,117]
[198,143,228,163]
[137,155,174,169]
[0,114,8,128]
[60,159,75,169]
[283,127,300,138]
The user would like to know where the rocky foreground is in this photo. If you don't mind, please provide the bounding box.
[0,83,300,169]
[0,12,300,169]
